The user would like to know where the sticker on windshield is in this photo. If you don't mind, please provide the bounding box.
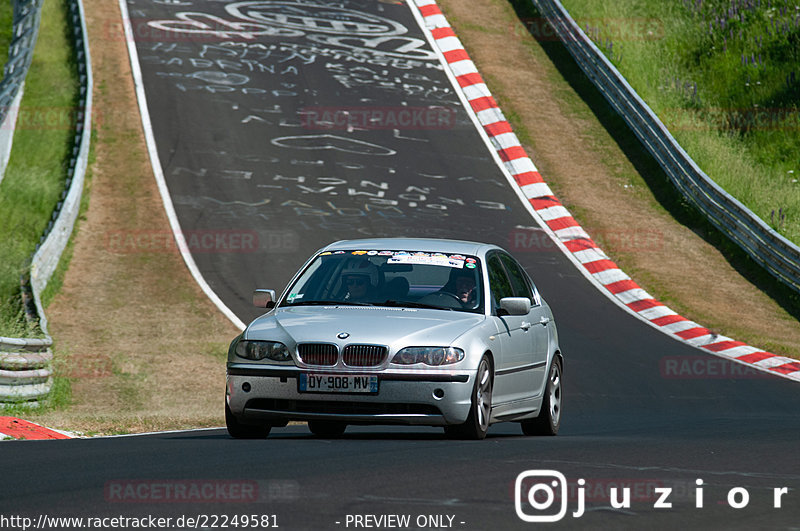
[287,293,303,302]
[388,255,465,268]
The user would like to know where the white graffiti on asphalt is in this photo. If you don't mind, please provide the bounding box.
[306,34,437,61]
[147,0,422,49]
[153,0,192,5]
[271,134,397,156]
[191,71,250,85]
[147,12,303,40]
[226,1,407,36]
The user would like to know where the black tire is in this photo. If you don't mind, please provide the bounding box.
[308,420,347,437]
[521,358,562,436]
[226,404,271,439]
[444,355,492,440]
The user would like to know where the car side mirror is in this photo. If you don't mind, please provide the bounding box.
[253,289,276,308]
[499,297,531,316]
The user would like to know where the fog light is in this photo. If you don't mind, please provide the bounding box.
[433,388,445,400]
[242,382,251,392]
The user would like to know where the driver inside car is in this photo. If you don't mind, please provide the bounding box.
[340,260,380,303]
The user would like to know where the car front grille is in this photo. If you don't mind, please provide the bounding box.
[297,343,338,366]
[342,345,388,367]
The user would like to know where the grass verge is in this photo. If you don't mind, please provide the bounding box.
[0,0,79,337]
[558,0,800,245]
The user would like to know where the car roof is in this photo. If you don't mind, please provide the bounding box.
[322,238,501,257]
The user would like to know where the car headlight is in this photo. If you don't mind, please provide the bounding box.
[391,347,465,366]
[235,340,290,361]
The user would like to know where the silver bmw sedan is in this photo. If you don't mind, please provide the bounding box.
[225,238,562,440]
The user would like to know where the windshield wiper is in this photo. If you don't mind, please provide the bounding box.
[378,300,453,311]
[285,300,373,307]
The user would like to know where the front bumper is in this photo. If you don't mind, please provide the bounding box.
[226,364,476,426]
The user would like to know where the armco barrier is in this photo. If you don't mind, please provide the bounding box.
[530,0,800,296]
[0,0,92,404]
[0,0,42,185]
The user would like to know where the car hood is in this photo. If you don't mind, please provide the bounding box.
[245,306,484,349]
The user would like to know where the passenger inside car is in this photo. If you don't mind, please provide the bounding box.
[439,268,479,308]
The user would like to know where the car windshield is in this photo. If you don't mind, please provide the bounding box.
[281,250,484,313]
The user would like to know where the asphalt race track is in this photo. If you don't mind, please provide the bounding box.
[3,1,799,529]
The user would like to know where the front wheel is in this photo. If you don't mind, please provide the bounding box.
[521,358,562,436]
[444,355,492,440]
[225,404,271,439]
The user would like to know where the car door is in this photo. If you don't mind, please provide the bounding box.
[487,252,534,405]
[499,253,549,397]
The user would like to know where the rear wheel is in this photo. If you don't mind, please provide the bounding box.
[444,356,492,440]
[308,420,347,437]
[521,358,562,436]
[225,404,271,439]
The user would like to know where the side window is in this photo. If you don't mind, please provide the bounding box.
[500,254,534,302]
[487,254,513,308]
[524,270,542,307]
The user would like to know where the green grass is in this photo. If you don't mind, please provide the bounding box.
[0,1,12,74]
[556,0,800,245]
[0,0,79,337]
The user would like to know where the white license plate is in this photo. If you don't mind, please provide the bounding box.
[299,373,378,394]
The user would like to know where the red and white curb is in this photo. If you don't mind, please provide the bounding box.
[410,0,800,382]
[0,417,73,440]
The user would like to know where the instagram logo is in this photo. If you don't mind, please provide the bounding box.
[515,470,574,522]
[514,472,792,519]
